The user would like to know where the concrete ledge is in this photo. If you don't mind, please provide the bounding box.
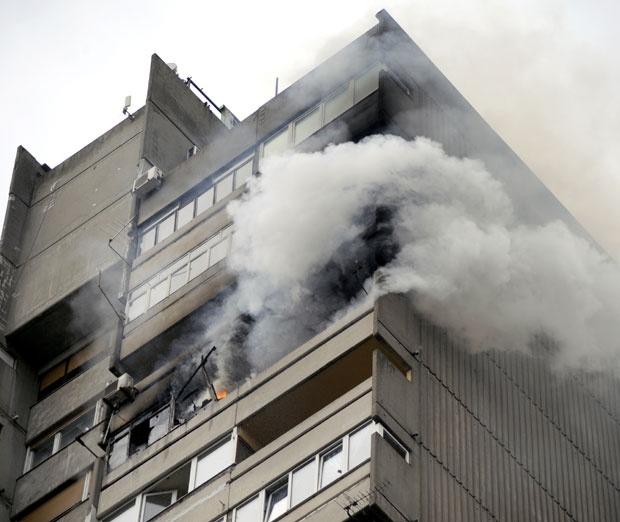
[12,441,93,517]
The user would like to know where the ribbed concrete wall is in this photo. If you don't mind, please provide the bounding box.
[414,317,620,521]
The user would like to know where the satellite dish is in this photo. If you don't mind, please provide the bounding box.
[167,63,178,73]
[123,96,132,110]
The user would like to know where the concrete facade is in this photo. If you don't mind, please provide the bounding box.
[1,9,619,522]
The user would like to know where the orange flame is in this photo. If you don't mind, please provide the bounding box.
[216,389,228,400]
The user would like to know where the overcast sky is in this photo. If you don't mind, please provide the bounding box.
[1,0,618,258]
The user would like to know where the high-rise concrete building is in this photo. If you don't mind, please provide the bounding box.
[2,10,619,522]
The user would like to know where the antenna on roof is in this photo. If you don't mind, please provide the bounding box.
[275,77,279,96]
[122,95,135,121]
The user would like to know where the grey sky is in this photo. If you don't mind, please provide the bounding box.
[1,0,618,257]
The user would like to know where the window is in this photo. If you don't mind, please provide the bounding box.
[38,342,105,397]
[193,433,236,489]
[234,160,253,187]
[196,188,215,215]
[126,226,232,321]
[348,422,373,469]
[294,108,321,145]
[234,496,260,522]
[139,228,156,255]
[290,459,316,507]
[215,175,234,201]
[108,405,172,470]
[58,409,95,449]
[264,480,288,522]
[229,420,405,521]
[319,443,343,488]
[105,499,138,522]
[29,437,54,469]
[106,434,238,522]
[177,201,195,229]
[324,86,352,124]
[156,213,175,243]
[263,129,289,158]
[170,265,189,294]
[209,238,229,266]
[189,250,211,279]
[141,491,177,522]
[25,408,96,472]
[136,155,253,256]
[148,277,169,307]
[127,289,148,321]
[354,65,381,102]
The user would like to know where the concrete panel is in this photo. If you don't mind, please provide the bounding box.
[19,134,140,263]
[372,347,417,437]
[31,112,143,204]
[8,193,133,332]
[1,196,29,267]
[146,54,226,151]
[142,104,194,174]
[12,441,93,517]
[28,357,115,442]
[375,294,421,355]
[370,434,418,522]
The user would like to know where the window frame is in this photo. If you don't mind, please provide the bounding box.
[107,403,174,471]
[126,226,232,322]
[105,430,238,522]
[136,155,253,257]
[231,419,407,522]
[24,406,98,473]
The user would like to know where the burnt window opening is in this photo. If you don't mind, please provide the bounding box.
[108,403,173,471]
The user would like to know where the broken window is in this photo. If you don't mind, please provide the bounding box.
[108,404,172,470]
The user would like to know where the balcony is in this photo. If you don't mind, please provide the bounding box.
[98,297,419,521]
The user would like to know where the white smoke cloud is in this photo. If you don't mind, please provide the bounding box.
[203,135,620,384]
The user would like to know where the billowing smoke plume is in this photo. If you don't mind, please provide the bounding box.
[200,135,620,388]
